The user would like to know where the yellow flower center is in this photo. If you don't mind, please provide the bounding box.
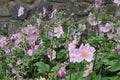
[50,53,54,57]
[19,8,24,15]
[1,39,4,42]
[70,54,75,59]
[81,51,88,57]
[86,68,91,73]
[27,28,31,33]
[0,38,5,42]
[105,25,109,29]
[55,29,60,34]
[71,42,76,46]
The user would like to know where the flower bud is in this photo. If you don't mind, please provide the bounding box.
[10,36,15,42]
[117,72,120,76]
[115,45,120,53]
[95,0,101,9]
[58,67,66,79]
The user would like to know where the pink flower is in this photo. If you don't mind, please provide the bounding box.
[78,44,95,62]
[35,41,43,50]
[22,24,36,34]
[114,0,120,6]
[78,24,86,31]
[43,7,47,16]
[36,19,41,26]
[11,45,20,51]
[68,39,78,51]
[95,0,101,9]
[117,27,120,34]
[28,49,34,57]
[18,6,24,17]
[58,67,66,79]
[48,50,56,61]
[69,43,95,63]
[50,9,57,18]
[40,77,46,80]
[8,63,13,68]
[11,68,17,74]
[54,25,64,38]
[14,73,23,80]
[99,23,113,33]
[10,36,16,42]
[115,44,120,53]
[0,37,8,47]
[16,59,23,66]
[11,32,24,44]
[8,63,17,74]
[83,63,93,77]
[30,29,38,38]
[69,49,80,63]
[4,48,10,53]
[117,72,120,76]
[27,36,37,49]
[107,33,114,39]
[70,12,75,16]
[48,32,53,40]
[88,13,101,26]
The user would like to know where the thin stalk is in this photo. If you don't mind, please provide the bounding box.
[48,37,54,80]
[93,8,100,69]
[93,45,98,70]
[98,63,103,80]
[93,9,100,69]
[68,53,72,80]
[66,27,71,80]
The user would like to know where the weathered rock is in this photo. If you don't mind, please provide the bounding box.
[76,0,94,3]
[0,6,10,17]
[21,0,34,4]
[65,2,92,16]
[9,1,17,10]
[105,4,117,15]
[8,21,22,35]
[115,7,120,17]
[0,21,8,35]
[48,0,69,3]
[0,0,8,6]
[103,0,113,4]
[0,20,22,36]
[37,2,53,13]
[51,1,92,16]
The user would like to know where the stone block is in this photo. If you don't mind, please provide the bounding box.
[48,0,69,3]
[0,6,10,17]
[21,0,34,4]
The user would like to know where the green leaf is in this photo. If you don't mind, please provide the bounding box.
[57,49,68,62]
[110,65,120,72]
[35,62,50,73]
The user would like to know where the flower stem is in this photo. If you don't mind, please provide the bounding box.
[68,53,72,80]
[93,8,100,70]
[66,27,71,80]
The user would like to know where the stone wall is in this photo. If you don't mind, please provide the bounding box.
[0,0,118,37]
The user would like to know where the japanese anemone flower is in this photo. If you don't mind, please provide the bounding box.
[99,23,113,33]
[114,0,120,6]
[83,63,93,77]
[54,24,64,38]
[78,44,96,62]
[18,6,24,17]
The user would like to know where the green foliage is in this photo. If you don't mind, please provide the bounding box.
[0,3,120,80]
[35,62,50,76]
